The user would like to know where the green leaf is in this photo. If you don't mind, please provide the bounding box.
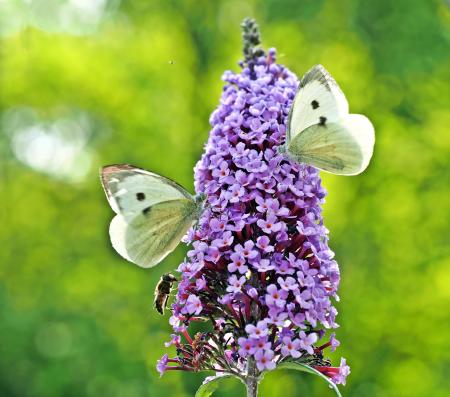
[195,374,244,397]
[275,362,342,397]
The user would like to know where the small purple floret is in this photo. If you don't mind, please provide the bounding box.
[156,354,169,377]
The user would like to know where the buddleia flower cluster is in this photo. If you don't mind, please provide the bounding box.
[157,19,350,388]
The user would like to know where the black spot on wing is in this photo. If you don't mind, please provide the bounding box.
[319,116,327,126]
[311,100,319,109]
[136,192,146,201]
[142,206,151,215]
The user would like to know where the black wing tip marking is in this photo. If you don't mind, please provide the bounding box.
[100,164,152,208]
[299,64,340,93]
[101,163,144,175]
[100,163,142,186]
[100,163,194,202]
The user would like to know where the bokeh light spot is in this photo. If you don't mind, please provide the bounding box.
[34,321,73,359]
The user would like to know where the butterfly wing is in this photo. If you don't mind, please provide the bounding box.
[101,164,200,268]
[287,64,349,143]
[287,114,375,175]
[109,199,198,268]
[101,164,192,222]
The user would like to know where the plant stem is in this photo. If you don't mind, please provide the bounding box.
[246,356,259,397]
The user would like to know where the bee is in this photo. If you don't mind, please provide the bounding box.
[154,273,177,315]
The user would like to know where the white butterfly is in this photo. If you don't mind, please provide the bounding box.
[100,164,204,268]
[279,64,375,175]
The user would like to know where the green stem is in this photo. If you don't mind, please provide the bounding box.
[246,357,259,397]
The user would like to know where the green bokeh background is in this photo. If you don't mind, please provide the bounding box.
[1,1,449,396]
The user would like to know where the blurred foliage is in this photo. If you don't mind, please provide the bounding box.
[0,0,449,396]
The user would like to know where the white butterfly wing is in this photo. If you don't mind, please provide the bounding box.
[101,164,191,222]
[287,64,349,142]
[101,164,200,268]
[109,199,199,268]
[287,114,375,175]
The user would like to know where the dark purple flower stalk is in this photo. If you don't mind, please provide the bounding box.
[157,18,350,391]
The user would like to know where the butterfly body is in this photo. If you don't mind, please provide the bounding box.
[283,64,375,175]
[101,164,204,268]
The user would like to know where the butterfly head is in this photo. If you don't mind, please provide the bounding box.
[277,144,287,155]
[195,192,206,203]
[277,143,305,167]
[194,192,207,214]
[277,143,296,161]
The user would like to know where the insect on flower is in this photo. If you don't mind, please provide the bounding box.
[154,273,177,315]
[100,164,205,269]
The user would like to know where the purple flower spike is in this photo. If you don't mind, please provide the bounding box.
[157,30,349,387]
